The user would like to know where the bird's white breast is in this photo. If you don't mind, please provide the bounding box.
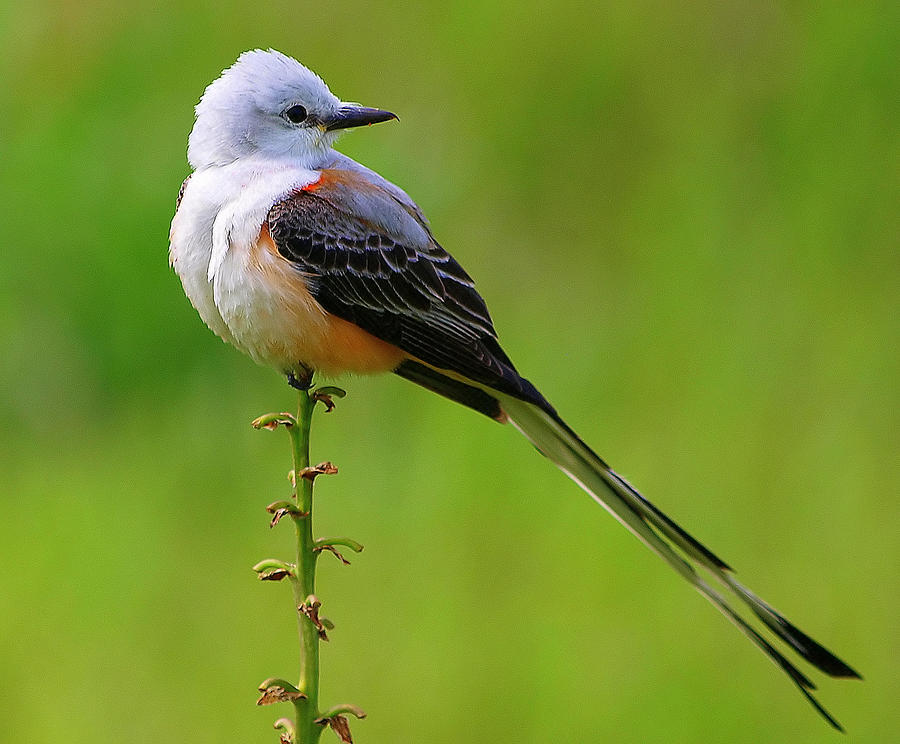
[168,158,321,368]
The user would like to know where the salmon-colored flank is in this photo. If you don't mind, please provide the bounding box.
[299,173,322,192]
[299,169,365,193]
[252,225,407,375]
[319,312,407,374]
[300,168,397,198]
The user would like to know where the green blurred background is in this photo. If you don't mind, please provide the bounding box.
[1,1,895,742]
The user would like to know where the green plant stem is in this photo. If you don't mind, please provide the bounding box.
[288,388,322,743]
[254,385,364,741]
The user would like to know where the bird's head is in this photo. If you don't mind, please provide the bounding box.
[187,49,397,170]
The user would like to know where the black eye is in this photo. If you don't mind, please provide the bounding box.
[283,104,308,124]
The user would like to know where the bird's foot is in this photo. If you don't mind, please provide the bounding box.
[287,365,314,391]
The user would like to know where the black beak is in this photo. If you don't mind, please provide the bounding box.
[324,105,398,131]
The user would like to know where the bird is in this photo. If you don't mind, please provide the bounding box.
[169,48,860,729]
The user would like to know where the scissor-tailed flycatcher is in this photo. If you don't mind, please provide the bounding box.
[170,49,859,728]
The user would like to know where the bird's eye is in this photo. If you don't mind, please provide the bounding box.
[283,104,308,124]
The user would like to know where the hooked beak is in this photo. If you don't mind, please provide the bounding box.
[324,105,398,131]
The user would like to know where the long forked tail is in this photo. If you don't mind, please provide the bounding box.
[496,393,861,730]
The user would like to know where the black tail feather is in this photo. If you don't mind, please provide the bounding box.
[395,360,504,420]
[394,365,860,729]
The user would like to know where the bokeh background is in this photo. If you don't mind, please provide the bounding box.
[1,2,896,742]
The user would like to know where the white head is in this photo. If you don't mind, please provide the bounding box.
[187,49,396,170]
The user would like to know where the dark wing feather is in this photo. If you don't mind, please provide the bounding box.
[267,189,551,410]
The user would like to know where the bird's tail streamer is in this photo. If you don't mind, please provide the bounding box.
[497,393,860,730]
